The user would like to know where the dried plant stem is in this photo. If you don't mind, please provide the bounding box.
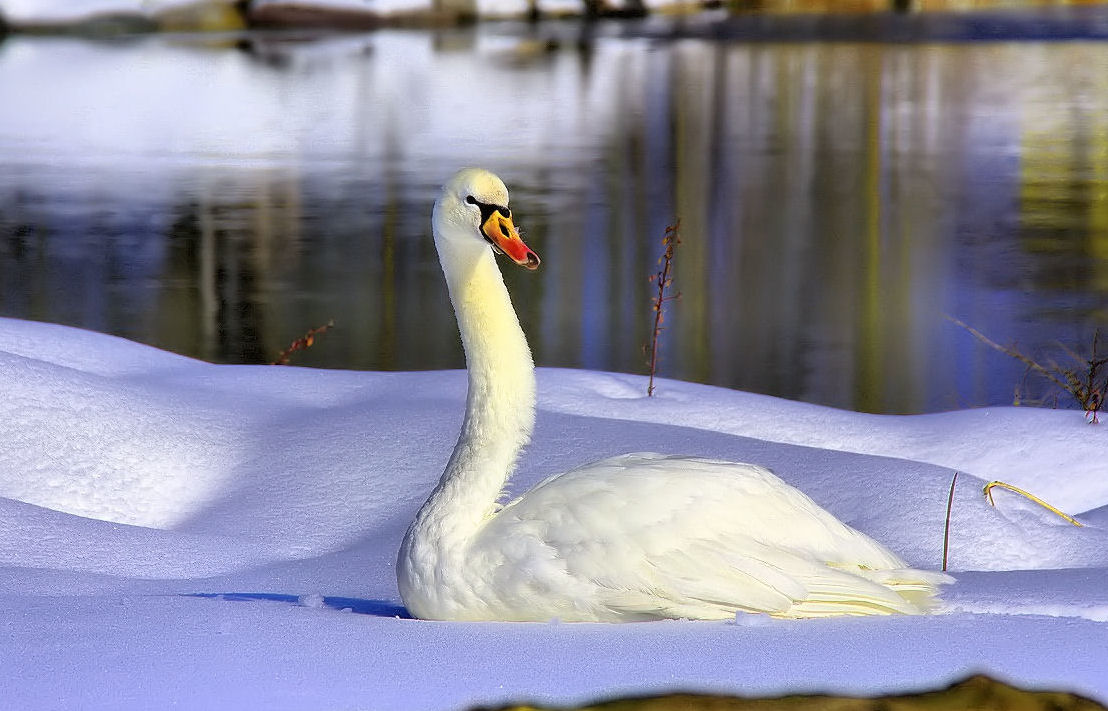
[272,320,335,366]
[947,318,1070,391]
[1082,330,1105,423]
[948,318,1106,422]
[983,480,1083,527]
[942,472,958,572]
[646,221,681,397]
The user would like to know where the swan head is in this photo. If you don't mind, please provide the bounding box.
[434,168,540,271]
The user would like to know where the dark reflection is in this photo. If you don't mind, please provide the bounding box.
[0,28,1105,414]
[159,199,270,364]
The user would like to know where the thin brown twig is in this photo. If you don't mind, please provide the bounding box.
[646,221,681,397]
[272,320,335,366]
[947,317,1070,392]
[942,472,958,572]
[949,318,1106,421]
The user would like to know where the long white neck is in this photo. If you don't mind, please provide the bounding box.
[411,224,537,548]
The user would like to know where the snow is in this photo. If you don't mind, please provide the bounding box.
[1,315,1106,709]
[248,0,588,19]
[0,0,647,24]
[0,0,201,24]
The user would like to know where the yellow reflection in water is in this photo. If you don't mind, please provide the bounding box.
[3,33,1107,413]
[1018,45,1108,295]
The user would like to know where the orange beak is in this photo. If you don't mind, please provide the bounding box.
[481,211,540,271]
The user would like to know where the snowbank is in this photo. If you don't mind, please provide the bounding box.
[0,0,246,29]
[0,0,667,28]
[0,0,169,24]
[0,317,1105,709]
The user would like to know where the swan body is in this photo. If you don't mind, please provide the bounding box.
[396,168,950,622]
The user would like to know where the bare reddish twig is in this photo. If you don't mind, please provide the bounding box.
[646,221,681,397]
[272,320,335,366]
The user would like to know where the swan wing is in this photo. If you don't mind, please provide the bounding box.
[480,453,948,620]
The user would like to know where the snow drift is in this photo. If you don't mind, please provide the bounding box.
[0,317,1105,709]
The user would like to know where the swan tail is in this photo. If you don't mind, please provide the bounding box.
[781,566,954,617]
[860,566,954,613]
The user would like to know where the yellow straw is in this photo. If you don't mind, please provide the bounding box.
[983,481,1084,527]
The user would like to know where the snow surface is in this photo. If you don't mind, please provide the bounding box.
[250,0,591,19]
[0,0,201,24]
[1,316,1106,709]
[0,0,646,24]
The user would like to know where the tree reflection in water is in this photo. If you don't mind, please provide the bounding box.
[0,27,1104,414]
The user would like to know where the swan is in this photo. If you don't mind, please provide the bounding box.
[396,167,951,622]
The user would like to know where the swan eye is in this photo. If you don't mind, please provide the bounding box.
[465,195,477,205]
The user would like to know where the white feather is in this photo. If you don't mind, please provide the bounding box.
[396,168,951,622]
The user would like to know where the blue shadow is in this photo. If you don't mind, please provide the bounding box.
[184,592,410,618]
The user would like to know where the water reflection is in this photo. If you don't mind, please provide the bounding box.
[0,27,1105,414]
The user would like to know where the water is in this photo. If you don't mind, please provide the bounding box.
[0,20,1105,414]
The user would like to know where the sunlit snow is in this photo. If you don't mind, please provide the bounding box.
[0,0,202,23]
[0,0,641,24]
[1,316,1106,709]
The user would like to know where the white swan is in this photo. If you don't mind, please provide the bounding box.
[396,168,951,622]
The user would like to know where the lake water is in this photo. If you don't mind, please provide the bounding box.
[1,18,1106,414]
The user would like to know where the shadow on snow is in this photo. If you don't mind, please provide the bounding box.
[183,592,410,618]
